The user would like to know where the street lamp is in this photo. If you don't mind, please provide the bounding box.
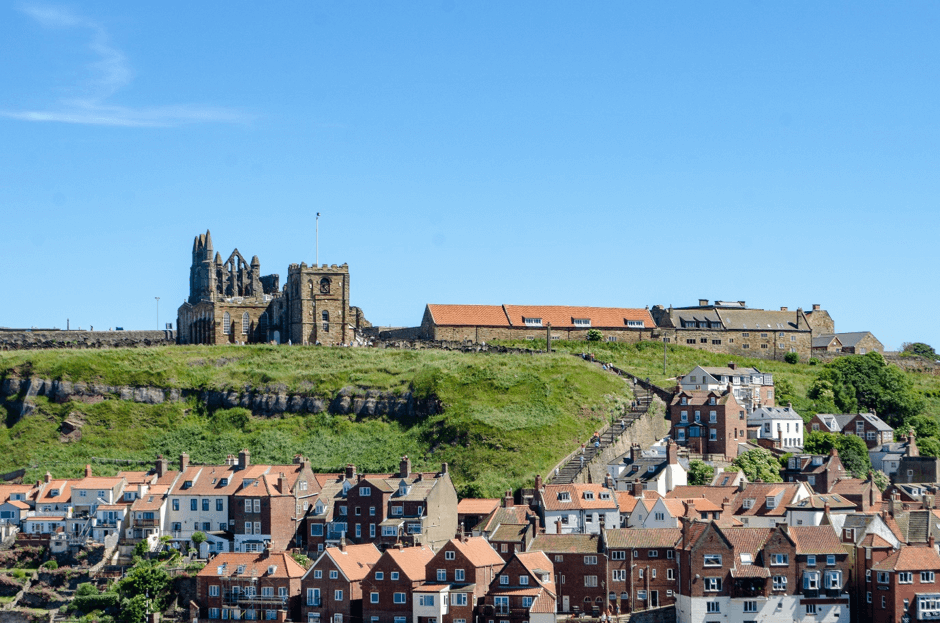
[155,297,160,330]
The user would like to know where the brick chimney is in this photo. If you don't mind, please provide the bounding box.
[278,473,288,495]
[930,535,936,549]
[345,464,356,480]
[813,304,821,311]
[84,464,92,478]
[155,455,168,479]
[535,474,543,491]
[632,480,643,497]
[666,440,678,465]
[908,428,920,457]
[738,479,747,493]
[556,518,562,534]
[698,299,708,306]
[180,453,189,472]
[504,490,514,508]
[339,535,346,552]
[780,307,788,312]
[728,362,736,370]
[44,472,52,484]
[399,456,411,478]
[630,443,641,463]
[238,449,251,470]
[440,462,448,476]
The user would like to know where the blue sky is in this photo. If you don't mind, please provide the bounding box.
[1,2,938,351]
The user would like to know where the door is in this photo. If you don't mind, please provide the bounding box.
[649,591,658,608]
[562,596,570,612]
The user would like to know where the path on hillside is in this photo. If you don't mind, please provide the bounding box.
[549,354,673,485]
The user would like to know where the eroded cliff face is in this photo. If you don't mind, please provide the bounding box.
[0,376,442,421]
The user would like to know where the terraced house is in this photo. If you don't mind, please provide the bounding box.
[528,534,605,615]
[603,528,681,614]
[480,552,556,623]
[418,537,504,623]
[301,541,382,623]
[195,551,306,622]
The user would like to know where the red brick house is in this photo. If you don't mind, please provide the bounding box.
[301,541,382,623]
[360,545,434,623]
[456,499,499,536]
[418,537,504,623]
[669,389,746,460]
[781,449,846,494]
[870,540,940,623]
[195,551,306,622]
[480,552,556,623]
[528,534,606,615]
[603,528,681,615]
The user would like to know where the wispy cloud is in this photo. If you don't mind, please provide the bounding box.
[1,5,251,127]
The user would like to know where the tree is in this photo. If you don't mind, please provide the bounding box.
[687,460,714,486]
[118,594,150,623]
[115,561,171,614]
[902,342,937,359]
[871,470,890,492]
[784,351,799,364]
[908,415,940,441]
[586,329,603,342]
[802,431,871,478]
[191,531,207,548]
[918,437,940,458]
[731,448,783,483]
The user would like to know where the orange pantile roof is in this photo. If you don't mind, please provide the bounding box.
[502,305,654,329]
[859,533,893,549]
[448,537,504,567]
[872,545,940,572]
[427,305,510,327]
[35,480,73,504]
[385,546,434,582]
[615,490,661,514]
[514,551,555,593]
[73,477,124,490]
[117,471,155,485]
[666,486,738,507]
[787,526,845,555]
[322,544,382,582]
[457,499,501,516]
[539,484,618,511]
[199,552,306,579]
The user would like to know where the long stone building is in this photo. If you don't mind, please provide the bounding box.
[177,230,370,346]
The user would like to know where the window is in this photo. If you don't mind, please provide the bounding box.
[805,604,817,615]
[706,602,719,613]
[191,499,198,511]
[703,554,722,566]
[807,555,816,566]
[585,576,597,587]
[522,596,533,608]
[611,570,626,581]
[878,571,889,584]
[390,572,399,580]
[393,593,406,604]
[680,411,688,423]
[360,486,371,497]
[667,568,675,580]
[329,570,338,579]
[743,344,750,349]
[882,596,886,608]
[242,313,249,334]
[334,590,343,601]
[418,595,435,606]
[452,593,467,606]
[519,576,529,585]
[826,554,836,566]
[500,575,509,585]
[437,569,446,581]
[573,319,591,327]
[899,572,913,584]
[375,572,384,580]
[826,571,842,590]
[524,318,542,327]
[310,524,323,536]
[704,578,721,592]
[223,312,231,334]
[654,512,665,521]
[210,609,220,619]
[743,601,757,613]
[307,589,321,606]
[455,569,465,581]
[773,576,787,591]
[648,549,658,558]
[369,592,379,604]
[923,571,936,583]
[584,556,597,565]
[771,553,788,565]
[210,585,220,597]
[804,572,819,590]
[445,551,455,561]
[709,429,717,441]
[254,499,261,513]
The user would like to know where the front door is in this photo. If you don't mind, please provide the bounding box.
[562,596,570,612]
[649,591,659,608]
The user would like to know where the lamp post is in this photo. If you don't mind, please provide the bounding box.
[155,297,160,330]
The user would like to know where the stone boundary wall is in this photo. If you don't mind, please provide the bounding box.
[581,397,669,484]
[0,376,442,420]
[0,330,176,351]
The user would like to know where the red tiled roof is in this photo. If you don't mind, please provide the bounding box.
[502,305,654,329]
[324,544,382,581]
[457,499,501,515]
[859,533,893,549]
[385,546,434,581]
[198,552,306,579]
[539,484,618,511]
[427,305,509,327]
[872,545,940,572]
[449,537,504,567]
[666,486,737,507]
[787,526,845,555]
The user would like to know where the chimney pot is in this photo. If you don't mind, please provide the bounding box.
[345,464,356,480]
[238,449,250,470]
[399,456,411,479]
[44,472,52,484]
[84,464,92,478]
[698,299,708,306]
[180,453,189,472]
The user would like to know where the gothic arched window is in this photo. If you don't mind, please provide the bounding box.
[319,278,331,294]
[321,310,329,333]
[242,312,249,335]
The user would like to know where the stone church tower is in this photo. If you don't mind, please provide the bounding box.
[177,230,369,346]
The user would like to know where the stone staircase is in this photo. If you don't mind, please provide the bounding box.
[550,360,655,485]
[908,509,930,543]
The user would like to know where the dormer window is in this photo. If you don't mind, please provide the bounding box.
[766,497,777,509]
[558,492,571,502]
[681,397,688,405]
[583,492,594,500]
[626,320,643,328]
[709,397,716,405]
[812,457,823,466]
[183,481,193,490]
[50,489,59,497]
[743,499,754,509]
[524,317,542,327]
[600,492,611,500]
[220,478,229,486]
[573,319,591,327]
[647,466,655,473]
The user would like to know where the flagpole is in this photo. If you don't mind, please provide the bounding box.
[316,212,320,266]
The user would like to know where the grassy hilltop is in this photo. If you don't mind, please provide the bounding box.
[0,346,630,496]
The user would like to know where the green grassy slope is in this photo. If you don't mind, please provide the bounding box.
[0,347,630,496]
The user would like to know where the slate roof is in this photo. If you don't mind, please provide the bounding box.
[603,528,682,549]
[529,534,600,554]
[614,455,668,483]
[855,413,894,432]
[747,406,803,424]
[786,494,856,511]
[716,308,807,332]
[817,332,877,348]
[872,545,940,572]
[490,524,529,542]
[787,526,845,554]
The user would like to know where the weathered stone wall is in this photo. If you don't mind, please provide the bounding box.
[660,328,813,361]
[0,330,175,351]
[0,376,442,419]
[627,605,676,623]
[425,325,656,344]
[583,397,669,484]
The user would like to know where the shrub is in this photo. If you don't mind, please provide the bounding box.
[784,351,799,364]
[586,329,603,342]
[42,560,58,570]
[809,357,820,366]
